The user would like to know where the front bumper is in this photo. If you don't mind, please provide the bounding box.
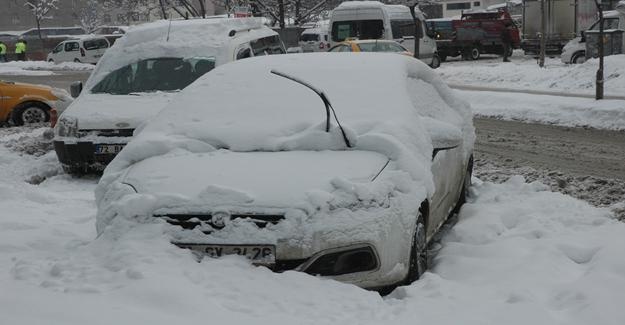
[54,140,121,172]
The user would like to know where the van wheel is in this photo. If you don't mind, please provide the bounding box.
[12,102,50,126]
[405,212,428,284]
[571,52,586,64]
[74,58,81,63]
[430,54,441,69]
[48,59,54,63]
[470,47,480,60]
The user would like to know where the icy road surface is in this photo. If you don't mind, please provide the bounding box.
[1,126,624,324]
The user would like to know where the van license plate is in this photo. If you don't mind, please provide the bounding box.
[95,144,125,154]
[177,244,276,264]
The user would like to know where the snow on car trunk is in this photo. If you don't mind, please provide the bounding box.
[1,129,624,324]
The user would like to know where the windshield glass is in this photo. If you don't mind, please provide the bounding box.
[300,33,320,42]
[91,57,216,95]
[390,19,415,39]
[358,42,406,53]
[588,18,620,31]
[331,20,384,42]
[84,39,109,50]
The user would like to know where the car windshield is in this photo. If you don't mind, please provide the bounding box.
[91,57,216,95]
[300,33,320,42]
[357,42,406,53]
[331,20,384,42]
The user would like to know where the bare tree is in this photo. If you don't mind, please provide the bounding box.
[24,0,60,39]
[79,0,103,33]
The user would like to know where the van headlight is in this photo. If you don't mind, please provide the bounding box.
[55,116,79,137]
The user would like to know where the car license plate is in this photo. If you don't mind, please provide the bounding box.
[95,144,125,154]
[177,243,276,264]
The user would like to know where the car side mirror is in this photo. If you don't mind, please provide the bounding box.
[429,121,463,160]
[580,30,586,42]
[70,81,83,98]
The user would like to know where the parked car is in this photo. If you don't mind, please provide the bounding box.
[329,1,440,68]
[47,37,110,64]
[95,53,474,291]
[328,39,412,56]
[54,18,286,174]
[298,28,330,52]
[0,80,71,126]
[561,10,625,64]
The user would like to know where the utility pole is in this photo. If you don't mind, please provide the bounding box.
[278,0,285,29]
[409,2,421,59]
[595,0,604,99]
[539,0,546,67]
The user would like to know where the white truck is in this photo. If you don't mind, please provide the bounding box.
[329,1,440,68]
[521,0,598,55]
[561,9,625,63]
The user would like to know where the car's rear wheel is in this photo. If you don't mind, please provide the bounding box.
[12,102,50,126]
[430,53,441,69]
[470,47,480,60]
[571,51,586,64]
[74,58,81,63]
[405,212,427,284]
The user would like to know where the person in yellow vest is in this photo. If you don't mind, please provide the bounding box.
[0,41,7,62]
[15,39,27,61]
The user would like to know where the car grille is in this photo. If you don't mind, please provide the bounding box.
[78,129,135,137]
[156,214,285,232]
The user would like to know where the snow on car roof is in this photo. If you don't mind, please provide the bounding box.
[84,18,274,91]
[105,53,473,190]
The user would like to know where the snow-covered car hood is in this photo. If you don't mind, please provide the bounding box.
[61,92,175,130]
[561,37,583,63]
[122,150,389,211]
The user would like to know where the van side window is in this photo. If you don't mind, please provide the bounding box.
[53,44,63,53]
[65,42,79,52]
[250,35,286,55]
[236,48,251,60]
[391,19,415,39]
[331,20,384,42]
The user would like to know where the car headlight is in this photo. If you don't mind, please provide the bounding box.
[54,116,79,137]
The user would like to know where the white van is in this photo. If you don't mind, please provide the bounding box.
[54,18,285,174]
[298,28,330,52]
[561,9,625,64]
[329,1,440,67]
[47,37,110,64]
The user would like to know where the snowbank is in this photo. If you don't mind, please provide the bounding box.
[438,55,625,97]
[459,89,625,130]
[1,128,624,324]
[0,61,94,75]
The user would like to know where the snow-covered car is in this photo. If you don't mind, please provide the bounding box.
[47,37,110,64]
[95,53,474,290]
[54,18,285,174]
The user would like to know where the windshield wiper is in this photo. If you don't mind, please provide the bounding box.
[270,70,353,148]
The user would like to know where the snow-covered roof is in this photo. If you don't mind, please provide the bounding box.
[84,18,275,91]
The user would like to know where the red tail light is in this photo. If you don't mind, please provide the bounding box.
[319,42,325,49]
[50,108,58,128]
[80,48,85,57]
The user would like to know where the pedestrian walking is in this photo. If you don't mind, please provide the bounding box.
[501,22,513,62]
[0,41,7,62]
[15,39,27,61]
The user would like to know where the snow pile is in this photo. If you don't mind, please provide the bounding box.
[1,126,625,324]
[0,61,94,75]
[438,55,625,96]
[459,89,625,130]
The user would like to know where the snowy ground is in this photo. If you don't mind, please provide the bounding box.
[438,54,625,131]
[0,61,94,76]
[1,126,624,324]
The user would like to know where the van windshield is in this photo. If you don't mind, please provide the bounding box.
[331,20,384,42]
[91,57,215,95]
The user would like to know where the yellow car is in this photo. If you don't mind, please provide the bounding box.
[0,80,71,126]
[328,40,414,56]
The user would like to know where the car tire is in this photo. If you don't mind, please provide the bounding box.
[405,212,427,284]
[48,59,54,63]
[571,52,586,64]
[74,58,81,63]
[439,53,447,62]
[455,156,474,209]
[11,102,50,126]
[430,53,441,69]
[470,47,480,60]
